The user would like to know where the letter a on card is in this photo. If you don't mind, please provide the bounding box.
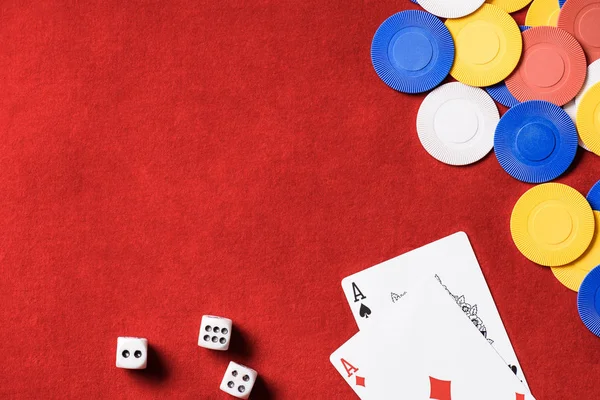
[340,358,359,377]
[352,282,366,302]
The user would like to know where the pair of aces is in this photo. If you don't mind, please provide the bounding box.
[330,232,534,399]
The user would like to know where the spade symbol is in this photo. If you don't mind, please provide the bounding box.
[509,365,518,375]
[359,303,372,319]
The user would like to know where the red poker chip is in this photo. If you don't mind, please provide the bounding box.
[506,26,586,106]
[559,0,600,63]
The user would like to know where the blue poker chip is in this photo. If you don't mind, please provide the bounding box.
[371,11,454,94]
[411,0,418,3]
[588,180,600,211]
[520,25,531,32]
[559,0,566,7]
[494,100,578,183]
[486,82,520,108]
[578,265,600,337]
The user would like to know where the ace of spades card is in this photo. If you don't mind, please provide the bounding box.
[341,232,529,390]
[330,277,534,400]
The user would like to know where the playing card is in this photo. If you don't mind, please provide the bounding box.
[331,277,535,400]
[341,232,529,389]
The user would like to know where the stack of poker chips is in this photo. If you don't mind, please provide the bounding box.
[370,0,600,338]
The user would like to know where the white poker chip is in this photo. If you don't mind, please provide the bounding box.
[563,100,590,151]
[417,0,485,18]
[575,59,600,108]
[563,99,577,122]
[417,82,499,166]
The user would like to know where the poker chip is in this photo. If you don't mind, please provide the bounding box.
[505,27,586,106]
[445,4,523,87]
[371,11,455,94]
[520,25,532,31]
[560,0,567,5]
[486,82,520,107]
[526,0,561,26]
[552,211,600,291]
[494,101,578,183]
[578,265,600,337]
[558,0,600,63]
[486,0,533,12]
[576,82,600,155]
[575,59,600,108]
[418,0,485,19]
[511,183,595,266]
[588,180,600,210]
[417,82,499,166]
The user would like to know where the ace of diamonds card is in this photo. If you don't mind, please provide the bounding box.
[330,277,534,400]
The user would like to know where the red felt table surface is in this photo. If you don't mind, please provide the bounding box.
[0,1,599,399]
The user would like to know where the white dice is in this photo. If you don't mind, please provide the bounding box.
[116,337,148,369]
[219,361,257,399]
[198,315,232,351]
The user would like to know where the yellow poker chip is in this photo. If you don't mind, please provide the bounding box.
[552,212,600,291]
[576,82,600,156]
[511,183,595,267]
[446,4,522,87]
[486,0,533,13]
[525,0,560,27]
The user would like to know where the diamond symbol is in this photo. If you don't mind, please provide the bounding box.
[429,376,452,400]
[355,375,365,387]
